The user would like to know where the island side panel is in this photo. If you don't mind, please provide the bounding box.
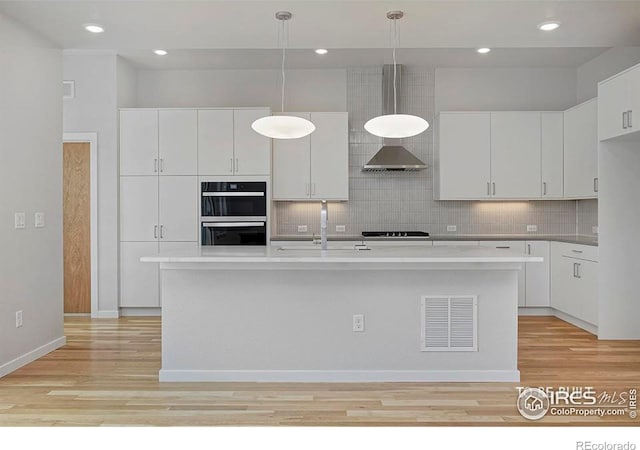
[160,268,519,382]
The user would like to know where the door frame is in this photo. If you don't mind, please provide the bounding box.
[63,133,99,317]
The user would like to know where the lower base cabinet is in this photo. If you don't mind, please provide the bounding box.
[550,242,598,325]
[524,241,551,307]
[480,241,526,306]
[120,241,198,308]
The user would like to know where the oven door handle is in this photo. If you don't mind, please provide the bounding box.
[202,192,265,197]
[202,222,265,228]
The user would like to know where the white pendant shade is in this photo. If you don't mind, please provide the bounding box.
[252,115,316,139]
[364,114,429,139]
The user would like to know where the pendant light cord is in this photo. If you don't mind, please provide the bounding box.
[280,18,288,113]
[392,17,397,115]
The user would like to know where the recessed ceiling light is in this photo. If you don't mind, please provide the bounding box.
[315,48,328,55]
[153,49,168,56]
[477,47,491,54]
[538,21,560,31]
[83,23,104,33]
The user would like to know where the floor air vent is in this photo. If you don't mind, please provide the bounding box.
[421,296,478,352]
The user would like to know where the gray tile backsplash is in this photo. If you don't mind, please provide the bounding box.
[272,67,598,238]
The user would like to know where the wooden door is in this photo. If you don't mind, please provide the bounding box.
[63,142,91,313]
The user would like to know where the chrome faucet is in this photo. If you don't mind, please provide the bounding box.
[320,200,328,250]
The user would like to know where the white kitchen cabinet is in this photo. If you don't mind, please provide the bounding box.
[480,241,526,306]
[197,109,235,175]
[159,110,198,175]
[272,113,312,199]
[598,64,640,141]
[158,176,198,241]
[233,109,271,176]
[437,112,491,199]
[524,241,550,307]
[541,113,564,198]
[120,176,159,242]
[120,110,158,176]
[432,241,479,246]
[490,112,541,198]
[564,99,598,198]
[120,242,160,308]
[551,242,598,326]
[272,112,349,201]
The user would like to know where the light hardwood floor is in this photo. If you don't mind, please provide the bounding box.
[0,316,638,426]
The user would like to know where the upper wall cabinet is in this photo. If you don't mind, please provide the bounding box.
[120,109,198,176]
[564,99,598,199]
[490,112,541,198]
[197,109,271,176]
[598,63,640,141]
[540,112,564,198]
[273,112,349,201]
[159,110,198,175]
[120,110,159,176]
[437,112,491,200]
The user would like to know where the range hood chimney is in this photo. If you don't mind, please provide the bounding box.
[362,65,428,172]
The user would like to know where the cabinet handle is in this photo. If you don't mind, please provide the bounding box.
[487,182,490,196]
[159,158,164,173]
[492,182,496,196]
[623,111,627,129]
[527,244,531,255]
[571,249,583,254]
[154,158,158,173]
[594,177,598,193]
[629,110,633,128]
[305,183,309,196]
[573,262,578,278]
[312,183,316,196]
[575,262,581,279]
[543,182,547,196]
[154,225,158,239]
[229,158,233,173]
[235,158,239,173]
[160,225,164,239]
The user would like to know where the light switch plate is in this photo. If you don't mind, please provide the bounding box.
[527,225,538,232]
[336,225,346,233]
[447,225,457,232]
[35,212,45,228]
[14,212,26,229]
[297,225,308,233]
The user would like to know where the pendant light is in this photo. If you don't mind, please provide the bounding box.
[251,11,315,139]
[364,11,429,139]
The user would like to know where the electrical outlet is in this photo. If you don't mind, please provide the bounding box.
[592,226,599,234]
[447,225,457,232]
[15,310,23,328]
[352,314,364,332]
[336,225,346,233]
[527,225,538,232]
[34,212,45,228]
[14,212,26,229]
[297,225,308,233]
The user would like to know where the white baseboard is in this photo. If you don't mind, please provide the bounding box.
[0,336,66,378]
[553,310,598,335]
[120,308,161,317]
[93,310,119,318]
[159,369,520,383]
[518,307,554,316]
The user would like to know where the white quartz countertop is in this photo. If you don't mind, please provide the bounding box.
[141,244,543,264]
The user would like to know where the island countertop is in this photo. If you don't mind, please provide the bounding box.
[141,244,543,265]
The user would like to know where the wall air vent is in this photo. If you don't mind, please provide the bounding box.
[421,295,478,352]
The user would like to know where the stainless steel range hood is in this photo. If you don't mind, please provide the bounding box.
[363,65,427,172]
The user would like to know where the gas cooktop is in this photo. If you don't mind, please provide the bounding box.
[362,231,430,239]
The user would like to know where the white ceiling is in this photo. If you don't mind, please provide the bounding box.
[1,1,638,68]
[118,47,608,70]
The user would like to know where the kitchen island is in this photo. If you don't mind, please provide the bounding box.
[141,244,542,383]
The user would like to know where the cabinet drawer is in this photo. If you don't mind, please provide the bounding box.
[552,242,598,262]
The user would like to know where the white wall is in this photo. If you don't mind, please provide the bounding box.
[0,13,64,375]
[435,67,577,112]
[117,56,137,108]
[63,52,119,317]
[577,47,640,103]
[136,69,347,111]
